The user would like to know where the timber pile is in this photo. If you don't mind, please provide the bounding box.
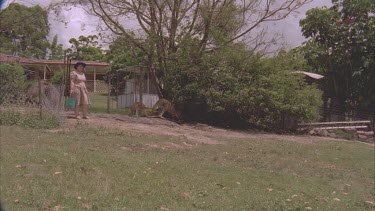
[298,120,374,142]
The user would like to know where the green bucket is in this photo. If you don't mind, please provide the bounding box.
[65,97,76,109]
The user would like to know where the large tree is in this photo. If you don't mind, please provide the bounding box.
[300,0,375,118]
[49,35,64,60]
[106,34,147,70]
[0,3,50,59]
[54,0,312,98]
[66,35,106,61]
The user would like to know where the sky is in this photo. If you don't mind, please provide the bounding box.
[3,0,332,50]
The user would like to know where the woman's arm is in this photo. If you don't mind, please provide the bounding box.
[70,73,75,95]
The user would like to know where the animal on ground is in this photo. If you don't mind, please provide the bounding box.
[26,80,60,109]
[130,102,146,117]
[148,98,182,120]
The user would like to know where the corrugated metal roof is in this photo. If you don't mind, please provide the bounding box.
[292,71,324,79]
[0,53,111,67]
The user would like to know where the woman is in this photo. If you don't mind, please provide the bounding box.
[70,62,90,119]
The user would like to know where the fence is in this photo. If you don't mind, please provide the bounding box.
[85,80,111,93]
[115,78,159,109]
[117,93,159,108]
[298,120,372,130]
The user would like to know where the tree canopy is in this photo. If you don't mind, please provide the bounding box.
[55,0,312,98]
[48,0,323,128]
[300,0,375,117]
[49,35,64,60]
[0,3,50,59]
[66,35,106,61]
[106,35,147,70]
[0,1,324,129]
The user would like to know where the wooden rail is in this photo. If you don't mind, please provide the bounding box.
[298,120,371,130]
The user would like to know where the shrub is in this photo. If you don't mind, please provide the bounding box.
[164,44,322,130]
[0,63,29,104]
[50,70,64,85]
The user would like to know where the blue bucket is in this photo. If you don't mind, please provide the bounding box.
[65,97,76,109]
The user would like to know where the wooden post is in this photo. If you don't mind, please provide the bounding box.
[43,65,47,80]
[94,67,97,93]
[38,71,42,117]
[370,116,374,135]
[133,69,136,103]
[116,70,118,109]
[107,72,111,113]
[140,66,143,104]
[147,70,150,94]
[64,60,72,110]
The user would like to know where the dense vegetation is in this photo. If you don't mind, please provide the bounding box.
[0,3,58,59]
[300,0,375,118]
[0,63,28,104]
[2,0,374,129]
[161,43,322,128]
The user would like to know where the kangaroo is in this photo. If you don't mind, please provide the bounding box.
[148,99,182,119]
[26,80,60,108]
[130,102,146,117]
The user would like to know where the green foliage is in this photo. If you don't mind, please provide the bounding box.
[0,111,21,125]
[165,43,322,129]
[107,35,147,70]
[300,0,375,115]
[0,3,50,59]
[93,2,323,130]
[66,35,106,61]
[0,111,60,129]
[49,35,64,60]
[50,70,64,85]
[258,53,323,127]
[198,1,241,45]
[105,35,149,95]
[0,63,28,104]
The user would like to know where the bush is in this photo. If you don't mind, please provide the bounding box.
[50,70,64,85]
[164,44,322,130]
[0,63,29,104]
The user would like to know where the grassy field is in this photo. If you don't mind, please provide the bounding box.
[89,93,130,115]
[0,124,374,210]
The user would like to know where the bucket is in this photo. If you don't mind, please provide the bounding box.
[65,97,76,109]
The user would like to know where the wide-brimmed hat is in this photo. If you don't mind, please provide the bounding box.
[74,62,86,69]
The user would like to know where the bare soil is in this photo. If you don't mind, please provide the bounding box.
[62,112,343,149]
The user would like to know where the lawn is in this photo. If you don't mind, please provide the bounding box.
[89,93,130,115]
[0,125,374,210]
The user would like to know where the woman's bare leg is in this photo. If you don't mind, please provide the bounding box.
[82,104,89,118]
[74,105,80,118]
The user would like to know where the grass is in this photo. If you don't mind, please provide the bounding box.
[89,93,130,115]
[0,110,61,129]
[0,125,374,210]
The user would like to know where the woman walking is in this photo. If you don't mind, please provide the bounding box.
[70,62,90,119]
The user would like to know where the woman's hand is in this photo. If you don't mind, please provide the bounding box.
[70,81,74,95]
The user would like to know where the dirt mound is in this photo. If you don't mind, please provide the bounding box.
[63,112,353,148]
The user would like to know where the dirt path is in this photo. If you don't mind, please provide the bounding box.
[61,112,345,148]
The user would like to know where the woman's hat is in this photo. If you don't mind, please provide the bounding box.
[74,62,86,69]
